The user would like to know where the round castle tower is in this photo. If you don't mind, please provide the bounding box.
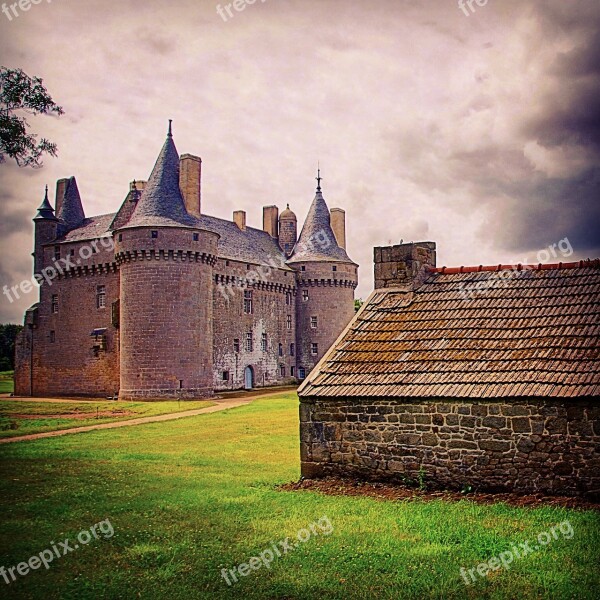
[114,125,219,399]
[287,171,358,377]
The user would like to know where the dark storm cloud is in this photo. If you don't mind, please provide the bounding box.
[491,167,600,254]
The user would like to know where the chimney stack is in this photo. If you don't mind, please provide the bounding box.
[263,205,279,238]
[374,242,436,289]
[179,154,202,217]
[55,178,69,218]
[330,208,346,249]
[233,210,246,231]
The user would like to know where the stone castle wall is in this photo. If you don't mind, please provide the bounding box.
[299,397,600,498]
[15,239,120,397]
[212,257,297,390]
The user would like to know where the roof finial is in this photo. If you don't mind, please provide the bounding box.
[44,184,48,199]
[168,119,173,138]
[316,162,322,192]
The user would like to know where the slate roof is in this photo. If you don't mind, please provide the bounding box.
[121,134,197,229]
[299,261,600,399]
[287,189,355,264]
[58,214,116,242]
[197,215,290,268]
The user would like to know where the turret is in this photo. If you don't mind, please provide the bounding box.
[279,204,297,257]
[287,170,358,377]
[33,185,58,275]
[114,121,219,399]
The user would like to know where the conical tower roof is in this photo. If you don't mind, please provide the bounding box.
[287,174,354,264]
[123,123,196,229]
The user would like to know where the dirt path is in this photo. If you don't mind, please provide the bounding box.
[0,389,293,445]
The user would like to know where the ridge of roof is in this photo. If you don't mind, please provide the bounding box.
[432,260,600,274]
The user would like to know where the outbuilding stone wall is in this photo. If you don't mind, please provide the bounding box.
[299,397,600,498]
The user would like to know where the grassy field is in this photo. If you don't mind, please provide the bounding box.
[0,399,215,438]
[0,391,598,599]
[0,371,14,394]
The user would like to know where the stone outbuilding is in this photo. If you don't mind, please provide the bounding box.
[299,242,600,498]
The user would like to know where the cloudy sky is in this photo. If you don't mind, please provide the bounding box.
[0,0,598,322]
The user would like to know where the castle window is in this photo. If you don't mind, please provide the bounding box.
[278,343,283,357]
[333,265,337,272]
[261,333,267,352]
[222,371,229,381]
[246,264,251,270]
[226,260,230,266]
[51,294,59,314]
[302,290,309,301]
[193,233,199,241]
[151,231,158,238]
[243,290,253,314]
[298,367,306,379]
[301,266,306,271]
[245,332,253,352]
[311,343,318,356]
[234,338,240,353]
[280,364,286,377]
[54,246,60,261]
[286,291,292,305]
[291,366,295,377]
[290,343,295,356]
[96,285,106,309]
[70,248,75,257]
[50,330,55,343]
[286,315,292,330]
[310,316,318,329]
[118,234,123,242]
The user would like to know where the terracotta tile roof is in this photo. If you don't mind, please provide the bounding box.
[299,261,600,399]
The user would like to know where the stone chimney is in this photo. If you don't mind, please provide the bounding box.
[330,208,346,249]
[374,242,436,289]
[263,205,279,238]
[233,210,246,231]
[179,154,202,217]
[54,178,69,217]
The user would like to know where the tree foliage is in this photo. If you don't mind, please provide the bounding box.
[0,67,64,168]
[0,324,22,371]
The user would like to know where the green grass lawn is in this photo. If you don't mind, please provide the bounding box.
[0,391,598,599]
[0,371,14,394]
[0,399,215,438]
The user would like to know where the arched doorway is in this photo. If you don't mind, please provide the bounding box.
[244,366,254,390]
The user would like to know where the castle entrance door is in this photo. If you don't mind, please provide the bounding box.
[244,366,254,390]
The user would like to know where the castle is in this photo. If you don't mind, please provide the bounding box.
[14,124,358,399]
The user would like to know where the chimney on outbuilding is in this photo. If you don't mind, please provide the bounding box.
[374,242,436,289]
